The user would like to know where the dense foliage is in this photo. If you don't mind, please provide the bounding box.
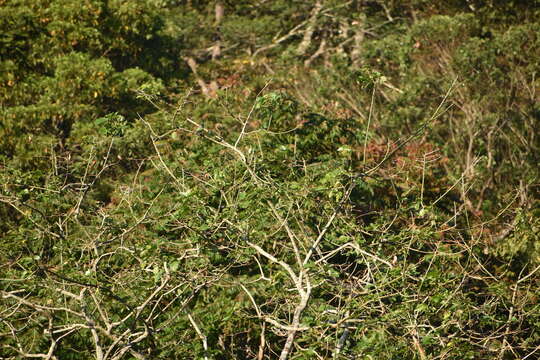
[1,1,539,359]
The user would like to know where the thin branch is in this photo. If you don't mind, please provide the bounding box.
[188,313,209,360]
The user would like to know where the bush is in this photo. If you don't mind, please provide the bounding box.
[1,1,540,359]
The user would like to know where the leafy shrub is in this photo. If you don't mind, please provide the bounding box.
[1,1,540,359]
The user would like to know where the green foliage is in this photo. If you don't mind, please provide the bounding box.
[94,112,128,137]
[254,91,299,130]
[0,0,174,167]
[1,1,540,359]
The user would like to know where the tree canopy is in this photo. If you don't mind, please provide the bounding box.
[1,1,539,359]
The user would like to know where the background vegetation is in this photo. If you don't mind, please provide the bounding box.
[1,1,539,359]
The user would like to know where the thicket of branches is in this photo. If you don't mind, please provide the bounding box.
[1,1,539,359]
